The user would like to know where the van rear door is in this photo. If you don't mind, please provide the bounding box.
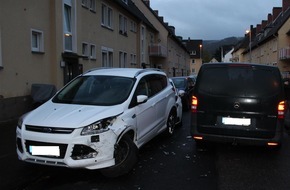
[194,64,284,139]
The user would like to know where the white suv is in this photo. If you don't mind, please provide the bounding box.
[16,68,179,177]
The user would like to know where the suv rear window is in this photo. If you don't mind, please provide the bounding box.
[197,65,281,97]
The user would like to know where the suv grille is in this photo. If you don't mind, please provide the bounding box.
[26,125,74,134]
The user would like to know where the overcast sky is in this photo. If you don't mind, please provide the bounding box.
[149,0,283,40]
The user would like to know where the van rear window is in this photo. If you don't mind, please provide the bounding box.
[197,66,281,97]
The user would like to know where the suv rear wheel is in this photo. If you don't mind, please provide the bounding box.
[165,109,177,136]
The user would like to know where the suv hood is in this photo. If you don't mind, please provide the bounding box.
[24,101,124,128]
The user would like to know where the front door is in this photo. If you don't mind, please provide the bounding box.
[62,53,83,84]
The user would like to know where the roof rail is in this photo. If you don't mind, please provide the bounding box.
[134,68,165,77]
[84,67,113,74]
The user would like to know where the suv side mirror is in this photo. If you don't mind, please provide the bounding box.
[178,90,185,97]
[137,95,148,104]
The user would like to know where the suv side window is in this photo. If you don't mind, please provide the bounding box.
[147,74,167,97]
[129,77,150,108]
[129,74,167,108]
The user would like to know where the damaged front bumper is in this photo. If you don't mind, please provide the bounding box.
[16,127,119,170]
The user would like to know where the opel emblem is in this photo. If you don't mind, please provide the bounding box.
[234,102,240,109]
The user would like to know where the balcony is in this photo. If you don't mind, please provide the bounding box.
[148,44,167,58]
[279,47,290,60]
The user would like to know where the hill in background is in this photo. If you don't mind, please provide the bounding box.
[203,37,243,62]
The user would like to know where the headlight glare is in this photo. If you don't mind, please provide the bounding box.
[81,117,114,135]
[17,117,24,129]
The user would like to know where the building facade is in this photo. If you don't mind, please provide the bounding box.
[0,0,190,121]
[182,39,203,75]
[233,0,290,78]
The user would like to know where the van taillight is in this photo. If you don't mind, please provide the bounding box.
[191,96,198,112]
[278,101,285,119]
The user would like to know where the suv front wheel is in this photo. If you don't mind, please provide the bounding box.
[101,134,138,177]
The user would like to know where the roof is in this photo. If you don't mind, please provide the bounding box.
[84,68,166,78]
[113,0,157,32]
[244,7,290,53]
[202,62,279,69]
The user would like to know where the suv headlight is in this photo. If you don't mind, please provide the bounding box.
[17,112,30,129]
[17,114,27,129]
[17,118,23,129]
[81,117,115,136]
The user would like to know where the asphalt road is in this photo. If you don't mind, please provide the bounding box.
[0,112,218,190]
[1,112,290,190]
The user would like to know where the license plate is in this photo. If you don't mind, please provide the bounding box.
[222,117,251,126]
[29,146,60,156]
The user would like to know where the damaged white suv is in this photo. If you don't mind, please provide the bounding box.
[16,68,179,177]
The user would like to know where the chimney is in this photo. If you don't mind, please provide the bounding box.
[261,20,267,29]
[283,0,290,12]
[272,7,282,20]
[168,26,175,35]
[256,24,262,34]
[267,13,273,24]
[154,10,159,16]
[143,0,150,6]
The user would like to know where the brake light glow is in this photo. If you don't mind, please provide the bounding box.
[267,142,279,146]
[193,136,203,140]
[278,101,285,119]
[191,96,198,112]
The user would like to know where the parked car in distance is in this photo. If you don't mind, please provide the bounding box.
[170,76,195,110]
[188,75,197,86]
[16,68,178,177]
[169,78,183,127]
[191,63,286,148]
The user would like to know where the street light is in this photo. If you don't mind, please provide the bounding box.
[246,29,252,62]
[199,44,202,59]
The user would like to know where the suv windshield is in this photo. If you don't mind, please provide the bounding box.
[197,66,281,97]
[53,75,135,106]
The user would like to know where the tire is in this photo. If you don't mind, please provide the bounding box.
[100,134,138,178]
[165,109,176,136]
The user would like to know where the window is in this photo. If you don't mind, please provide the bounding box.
[89,0,96,12]
[119,15,127,35]
[0,29,2,69]
[119,51,127,68]
[81,0,89,8]
[101,4,113,28]
[82,42,89,57]
[31,29,44,52]
[82,0,95,12]
[130,21,137,32]
[190,51,196,55]
[64,1,74,51]
[272,40,278,52]
[149,33,154,43]
[198,66,281,97]
[146,74,167,97]
[90,44,96,59]
[131,53,136,65]
[102,47,113,67]
[140,25,146,64]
